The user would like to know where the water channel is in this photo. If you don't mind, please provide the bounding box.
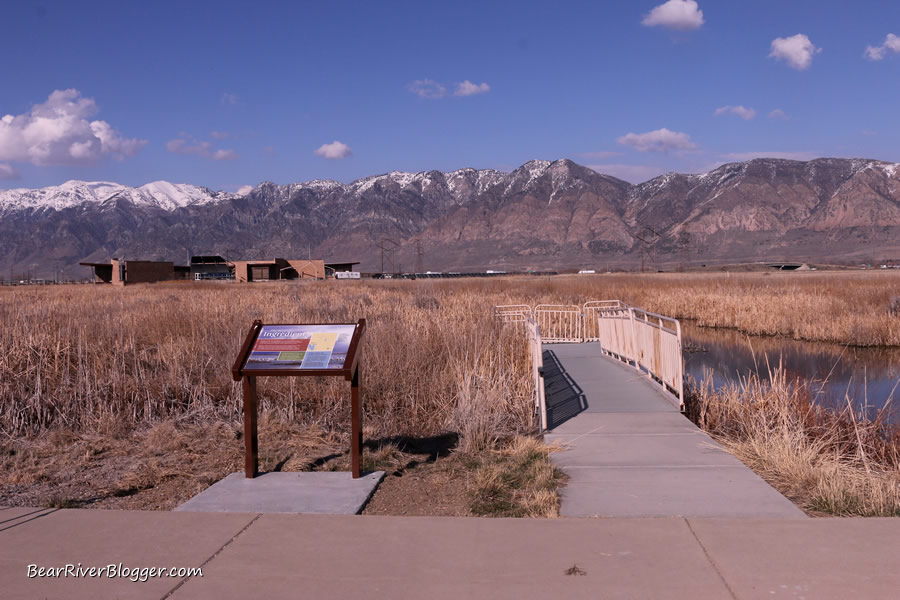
[681,322,900,421]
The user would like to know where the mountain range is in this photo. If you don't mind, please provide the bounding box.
[2,157,899,279]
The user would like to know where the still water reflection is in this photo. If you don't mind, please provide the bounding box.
[682,322,900,420]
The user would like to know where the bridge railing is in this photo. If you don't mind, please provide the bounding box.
[494,304,533,323]
[523,317,547,432]
[534,304,582,343]
[629,307,684,406]
[583,300,633,360]
[496,300,684,413]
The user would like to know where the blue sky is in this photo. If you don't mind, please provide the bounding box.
[1,0,899,190]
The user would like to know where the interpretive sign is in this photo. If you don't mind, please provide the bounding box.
[243,324,356,371]
[232,319,366,478]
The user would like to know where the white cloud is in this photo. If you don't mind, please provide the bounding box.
[408,79,490,98]
[314,140,352,160]
[641,0,704,31]
[768,108,789,120]
[221,93,238,105]
[721,151,818,162]
[714,105,757,120]
[210,130,229,140]
[166,135,212,156]
[166,134,236,161]
[616,128,697,153]
[237,185,254,195]
[213,149,238,161]
[865,33,900,60]
[0,163,19,180]
[454,81,490,96]
[407,80,447,99]
[0,89,145,167]
[769,34,821,70]
[587,163,668,184]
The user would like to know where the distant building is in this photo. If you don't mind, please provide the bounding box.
[81,255,339,284]
[80,259,179,285]
[230,258,326,282]
[191,255,233,280]
[325,261,361,274]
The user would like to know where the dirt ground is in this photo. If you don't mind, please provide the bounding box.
[0,422,558,517]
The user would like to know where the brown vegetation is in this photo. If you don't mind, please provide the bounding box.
[2,271,899,515]
[485,270,900,347]
[0,280,535,439]
[0,280,554,514]
[686,366,900,517]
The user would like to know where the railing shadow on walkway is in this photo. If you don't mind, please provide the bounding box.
[541,350,588,430]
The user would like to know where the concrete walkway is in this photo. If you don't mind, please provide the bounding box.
[542,343,805,518]
[2,508,898,599]
[175,471,385,514]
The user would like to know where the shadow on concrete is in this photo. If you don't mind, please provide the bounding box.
[542,350,588,430]
[0,509,58,533]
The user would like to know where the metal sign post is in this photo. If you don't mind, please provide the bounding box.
[231,318,367,478]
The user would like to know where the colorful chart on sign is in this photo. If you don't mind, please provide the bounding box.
[243,324,357,371]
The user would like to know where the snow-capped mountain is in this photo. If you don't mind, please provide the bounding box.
[2,157,900,279]
[0,180,234,214]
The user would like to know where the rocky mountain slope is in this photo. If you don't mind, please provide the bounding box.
[2,157,899,279]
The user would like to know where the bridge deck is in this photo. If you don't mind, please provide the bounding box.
[543,342,806,518]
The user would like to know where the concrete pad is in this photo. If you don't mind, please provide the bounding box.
[546,432,746,468]
[689,518,900,599]
[558,466,807,518]
[172,514,734,600]
[547,411,699,435]
[175,471,384,514]
[0,508,256,600]
[0,507,57,533]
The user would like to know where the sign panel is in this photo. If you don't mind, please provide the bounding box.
[243,324,357,371]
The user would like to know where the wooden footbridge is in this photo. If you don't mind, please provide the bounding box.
[496,301,805,519]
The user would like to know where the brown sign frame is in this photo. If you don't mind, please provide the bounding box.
[231,318,367,478]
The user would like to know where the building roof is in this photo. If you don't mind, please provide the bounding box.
[191,255,227,264]
[229,259,278,265]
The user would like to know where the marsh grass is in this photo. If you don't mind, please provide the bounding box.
[469,436,566,518]
[686,366,900,516]
[4,272,900,515]
[0,281,535,439]
[478,270,900,346]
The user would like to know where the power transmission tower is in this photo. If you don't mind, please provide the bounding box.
[634,227,660,273]
[415,239,424,274]
[376,238,399,274]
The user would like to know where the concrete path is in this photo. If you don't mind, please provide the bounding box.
[175,471,385,514]
[543,343,806,518]
[2,508,898,599]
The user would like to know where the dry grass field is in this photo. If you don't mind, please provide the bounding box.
[1,271,898,515]
[0,279,558,514]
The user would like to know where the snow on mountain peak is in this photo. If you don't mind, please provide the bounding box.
[522,159,551,178]
[0,180,232,213]
[135,181,229,210]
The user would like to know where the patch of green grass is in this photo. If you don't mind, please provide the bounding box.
[469,436,566,518]
[44,495,83,509]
